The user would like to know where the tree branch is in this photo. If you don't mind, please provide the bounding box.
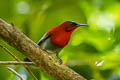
[0,43,38,80]
[0,18,86,80]
[8,67,25,80]
[0,61,34,65]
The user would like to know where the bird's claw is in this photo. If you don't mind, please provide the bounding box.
[56,53,63,64]
[59,58,63,64]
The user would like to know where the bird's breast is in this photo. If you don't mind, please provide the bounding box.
[50,31,72,47]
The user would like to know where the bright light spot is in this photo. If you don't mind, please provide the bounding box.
[38,4,49,16]
[108,37,111,40]
[42,4,48,10]
[96,60,104,67]
[114,45,120,53]
[97,14,115,32]
[16,1,30,14]
[88,12,115,32]
[18,68,28,80]
[21,74,27,80]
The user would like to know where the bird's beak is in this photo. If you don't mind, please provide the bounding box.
[77,24,88,27]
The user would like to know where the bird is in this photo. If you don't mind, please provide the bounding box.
[24,21,88,64]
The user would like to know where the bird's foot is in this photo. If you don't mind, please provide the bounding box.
[59,58,63,64]
[56,53,63,64]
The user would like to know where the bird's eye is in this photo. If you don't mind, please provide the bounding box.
[69,21,78,26]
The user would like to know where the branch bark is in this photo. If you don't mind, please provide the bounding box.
[0,61,34,65]
[0,18,86,80]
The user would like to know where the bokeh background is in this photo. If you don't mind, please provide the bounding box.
[0,0,120,80]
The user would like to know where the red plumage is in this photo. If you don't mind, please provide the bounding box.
[48,21,78,47]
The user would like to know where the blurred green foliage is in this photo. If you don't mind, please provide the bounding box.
[0,0,120,80]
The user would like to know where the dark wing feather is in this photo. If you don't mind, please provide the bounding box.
[37,32,51,46]
[37,26,57,46]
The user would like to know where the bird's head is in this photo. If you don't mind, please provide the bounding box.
[59,21,88,32]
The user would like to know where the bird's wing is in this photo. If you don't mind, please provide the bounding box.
[37,26,57,46]
[37,32,51,46]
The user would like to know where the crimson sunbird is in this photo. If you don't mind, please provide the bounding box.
[25,21,88,64]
